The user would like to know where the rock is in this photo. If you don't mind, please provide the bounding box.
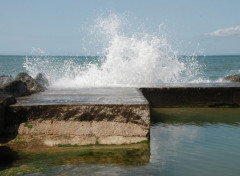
[0,80,30,97]
[224,74,240,82]
[15,72,44,93]
[0,95,16,136]
[0,75,13,86]
[35,73,49,88]
[0,73,47,99]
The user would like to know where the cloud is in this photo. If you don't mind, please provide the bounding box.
[207,26,240,37]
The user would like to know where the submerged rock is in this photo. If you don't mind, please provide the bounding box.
[224,74,240,82]
[35,73,49,89]
[0,80,30,97]
[15,72,44,93]
[0,75,13,86]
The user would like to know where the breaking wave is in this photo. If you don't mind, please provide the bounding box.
[24,14,204,88]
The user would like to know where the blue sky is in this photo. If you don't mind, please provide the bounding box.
[0,0,240,55]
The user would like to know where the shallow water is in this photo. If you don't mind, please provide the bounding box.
[1,108,240,175]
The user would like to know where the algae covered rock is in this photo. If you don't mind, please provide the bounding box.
[15,72,44,93]
[0,75,13,86]
[224,74,240,82]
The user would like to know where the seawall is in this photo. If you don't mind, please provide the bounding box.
[140,87,240,107]
[1,86,240,147]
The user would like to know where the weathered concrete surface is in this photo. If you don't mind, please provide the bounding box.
[140,87,240,107]
[5,88,150,146]
[7,104,149,126]
[0,95,16,135]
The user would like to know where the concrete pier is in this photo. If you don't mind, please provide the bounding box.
[2,86,240,147]
[140,87,240,107]
[4,88,150,146]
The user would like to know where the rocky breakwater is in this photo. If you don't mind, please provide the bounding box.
[0,73,48,140]
[0,95,16,136]
[4,88,150,146]
[224,74,240,82]
[0,72,47,96]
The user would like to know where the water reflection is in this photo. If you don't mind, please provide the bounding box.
[150,108,240,176]
[0,143,150,175]
[1,108,240,175]
[151,108,240,126]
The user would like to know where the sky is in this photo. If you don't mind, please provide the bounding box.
[0,0,240,56]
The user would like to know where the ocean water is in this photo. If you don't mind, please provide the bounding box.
[1,55,240,88]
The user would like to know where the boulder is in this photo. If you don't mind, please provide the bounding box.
[224,74,240,82]
[35,73,49,89]
[0,75,13,86]
[15,72,44,93]
[0,80,30,97]
[0,95,16,136]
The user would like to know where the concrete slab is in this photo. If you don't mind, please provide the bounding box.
[140,87,240,107]
[14,88,148,105]
[5,88,150,146]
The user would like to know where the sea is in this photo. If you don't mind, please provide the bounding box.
[1,55,240,88]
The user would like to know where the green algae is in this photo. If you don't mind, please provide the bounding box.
[57,144,79,147]
[151,108,240,126]
[10,136,26,145]
[0,165,47,176]
[0,142,150,176]
[24,123,32,129]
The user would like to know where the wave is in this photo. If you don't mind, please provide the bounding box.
[24,14,204,88]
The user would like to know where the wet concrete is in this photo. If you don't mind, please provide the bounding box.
[15,88,148,105]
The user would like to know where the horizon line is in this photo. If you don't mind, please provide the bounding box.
[1,54,240,57]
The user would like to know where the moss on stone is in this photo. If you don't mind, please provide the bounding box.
[57,144,79,147]
[24,123,32,129]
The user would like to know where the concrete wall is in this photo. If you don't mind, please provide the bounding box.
[140,87,240,107]
[5,103,150,146]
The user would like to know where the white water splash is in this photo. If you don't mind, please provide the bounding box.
[24,14,203,88]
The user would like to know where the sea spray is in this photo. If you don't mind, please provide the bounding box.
[23,14,203,88]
